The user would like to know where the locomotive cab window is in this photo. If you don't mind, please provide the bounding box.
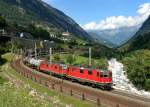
[109,72,112,77]
[88,70,92,75]
[80,69,84,73]
[104,75,108,77]
[97,72,99,77]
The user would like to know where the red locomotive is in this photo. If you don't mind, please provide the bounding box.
[39,61,113,89]
[25,58,113,89]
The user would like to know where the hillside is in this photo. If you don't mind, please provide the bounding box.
[120,15,150,51]
[0,0,115,54]
[0,0,89,39]
[119,15,150,91]
[128,15,150,51]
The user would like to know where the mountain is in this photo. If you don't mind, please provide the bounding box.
[88,25,141,47]
[120,16,150,91]
[0,0,89,39]
[121,15,150,51]
[88,32,117,48]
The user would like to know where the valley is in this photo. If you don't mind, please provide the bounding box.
[0,0,150,107]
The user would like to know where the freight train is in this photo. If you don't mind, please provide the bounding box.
[24,58,113,89]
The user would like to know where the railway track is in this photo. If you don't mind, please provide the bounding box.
[112,89,150,103]
[11,59,150,107]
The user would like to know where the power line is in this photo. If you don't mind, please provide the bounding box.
[89,47,91,66]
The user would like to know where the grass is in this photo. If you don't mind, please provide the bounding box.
[0,82,54,107]
[0,53,100,107]
[0,54,54,107]
[53,53,108,69]
[54,54,94,64]
[0,75,8,85]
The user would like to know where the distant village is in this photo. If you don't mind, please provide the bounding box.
[50,31,72,42]
[19,30,72,44]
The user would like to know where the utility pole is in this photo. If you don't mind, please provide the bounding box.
[20,48,23,57]
[49,48,52,64]
[11,39,14,54]
[35,42,37,59]
[39,49,41,57]
[89,47,91,66]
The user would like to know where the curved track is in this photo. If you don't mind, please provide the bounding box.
[11,59,150,107]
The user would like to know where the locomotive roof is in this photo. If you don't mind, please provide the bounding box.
[70,65,110,72]
[42,61,110,72]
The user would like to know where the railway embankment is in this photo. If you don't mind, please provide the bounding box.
[0,53,97,107]
[11,57,150,107]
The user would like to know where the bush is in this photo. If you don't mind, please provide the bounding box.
[54,54,60,61]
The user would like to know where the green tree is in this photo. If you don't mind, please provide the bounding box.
[145,79,150,91]
[98,58,108,69]
[66,54,75,64]
[11,40,23,52]
[0,54,1,58]
[122,50,150,90]
[27,24,50,40]
[0,15,7,28]
[54,54,60,61]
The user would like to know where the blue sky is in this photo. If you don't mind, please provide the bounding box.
[43,0,150,30]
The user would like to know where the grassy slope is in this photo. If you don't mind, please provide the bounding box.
[0,53,98,107]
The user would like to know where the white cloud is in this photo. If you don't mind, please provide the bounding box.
[83,3,150,30]
[138,3,150,15]
[42,0,48,2]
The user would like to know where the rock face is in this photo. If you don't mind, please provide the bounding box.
[0,0,89,39]
[88,25,140,47]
